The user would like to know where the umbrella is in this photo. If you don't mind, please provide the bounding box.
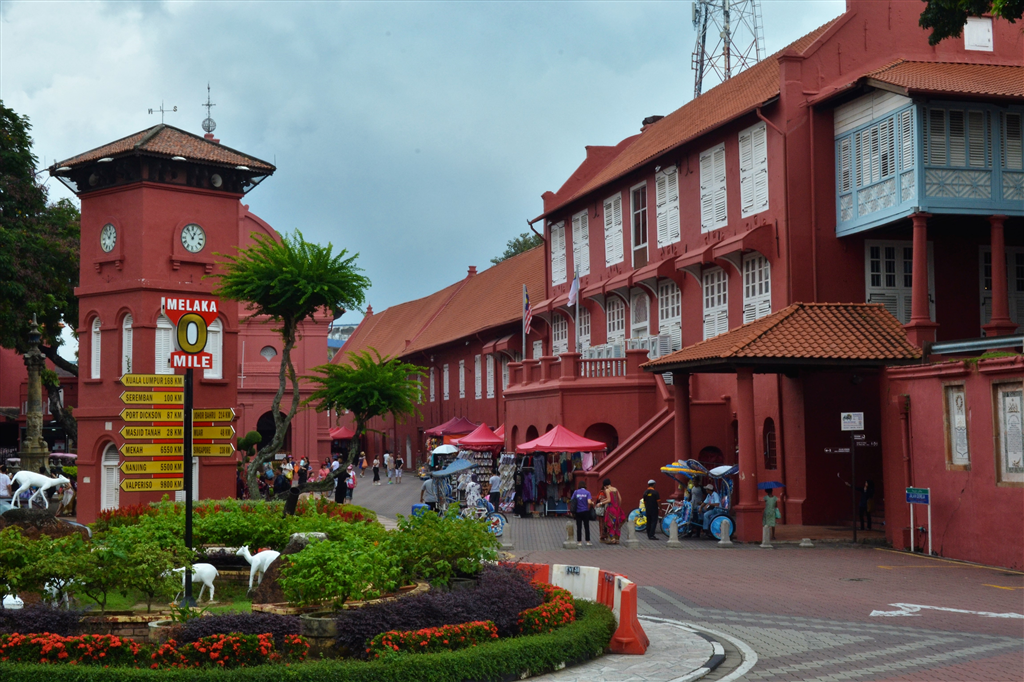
[757,481,785,490]
[432,444,459,455]
[431,458,474,478]
[709,464,739,477]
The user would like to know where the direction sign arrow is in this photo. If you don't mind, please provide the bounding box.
[120,443,235,457]
[120,408,184,422]
[192,408,235,422]
[120,477,184,492]
[192,426,235,439]
[120,374,184,388]
[120,460,184,475]
[121,391,184,405]
[121,425,185,439]
[193,444,235,457]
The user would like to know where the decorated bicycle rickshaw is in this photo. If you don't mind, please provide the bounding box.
[426,456,508,536]
[628,460,738,540]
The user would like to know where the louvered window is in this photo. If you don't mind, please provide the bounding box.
[204,319,222,380]
[657,280,682,351]
[865,240,934,324]
[442,364,449,401]
[1003,113,1023,170]
[742,254,772,323]
[655,166,680,247]
[926,107,990,168]
[121,314,133,376]
[90,317,102,379]
[155,315,174,374]
[631,185,648,267]
[429,367,436,402]
[700,144,728,232]
[550,221,567,285]
[474,355,482,399]
[101,443,119,511]
[577,307,591,351]
[702,267,729,340]
[571,211,590,276]
[552,316,568,356]
[532,340,544,359]
[978,247,1024,332]
[900,110,914,172]
[603,194,624,265]
[501,357,510,390]
[739,123,769,217]
[838,138,853,193]
[606,296,625,342]
[631,292,650,338]
[486,355,495,398]
[459,360,466,399]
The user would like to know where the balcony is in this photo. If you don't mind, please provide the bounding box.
[504,349,657,392]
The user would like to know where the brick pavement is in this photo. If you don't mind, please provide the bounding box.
[357,476,1024,681]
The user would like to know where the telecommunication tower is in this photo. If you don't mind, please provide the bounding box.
[691,0,766,98]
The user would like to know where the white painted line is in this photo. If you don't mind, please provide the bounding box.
[870,603,1024,619]
[674,667,711,682]
[640,616,758,682]
[712,641,725,656]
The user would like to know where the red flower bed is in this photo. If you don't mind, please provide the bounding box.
[366,621,498,658]
[0,633,143,666]
[517,583,576,635]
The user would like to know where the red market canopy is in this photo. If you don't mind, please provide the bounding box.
[494,424,505,439]
[453,424,504,451]
[515,425,607,454]
[425,416,479,437]
[329,426,356,440]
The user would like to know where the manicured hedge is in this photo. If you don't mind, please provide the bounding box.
[0,599,615,682]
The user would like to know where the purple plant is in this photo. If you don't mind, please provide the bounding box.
[0,604,81,637]
[177,612,300,649]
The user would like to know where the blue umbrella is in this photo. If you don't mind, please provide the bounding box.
[757,481,785,490]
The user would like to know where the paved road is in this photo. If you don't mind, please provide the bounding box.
[355,477,1024,681]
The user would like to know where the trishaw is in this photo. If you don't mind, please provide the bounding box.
[428,457,507,536]
[628,460,737,539]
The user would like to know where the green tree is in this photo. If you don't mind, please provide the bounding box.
[20,533,87,609]
[210,230,370,495]
[0,527,35,608]
[490,232,543,265]
[76,541,129,614]
[0,102,81,437]
[306,348,425,469]
[920,0,1023,44]
[106,524,187,612]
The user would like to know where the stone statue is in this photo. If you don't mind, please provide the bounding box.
[10,471,70,509]
[18,316,51,476]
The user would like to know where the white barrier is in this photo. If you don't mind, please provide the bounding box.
[550,563,601,601]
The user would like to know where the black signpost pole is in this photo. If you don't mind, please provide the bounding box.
[182,367,195,607]
[850,431,858,545]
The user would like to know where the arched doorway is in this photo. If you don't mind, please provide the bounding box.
[525,425,539,442]
[584,423,619,453]
[545,424,554,433]
[256,411,292,454]
[698,446,724,466]
[101,442,119,511]
[763,418,778,470]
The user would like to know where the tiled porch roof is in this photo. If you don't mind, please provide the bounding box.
[642,303,922,372]
[865,60,1024,98]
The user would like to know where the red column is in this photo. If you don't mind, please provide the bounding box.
[904,213,938,347]
[673,373,691,464]
[733,367,760,542]
[983,215,1017,337]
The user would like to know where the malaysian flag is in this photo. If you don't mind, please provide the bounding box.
[523,285,533,335]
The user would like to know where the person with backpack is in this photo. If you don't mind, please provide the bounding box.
[345,464,357,502]
[395,455,404,484]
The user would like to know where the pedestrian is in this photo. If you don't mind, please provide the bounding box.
[298,458,309,488]
[282,457,294,482]
[235,465,246,500]
[359,452,367,477]
[334,464,347,504]
[345,465,357,502]
[570,482,594,546]
[273,466,289,498]
[762,487,779,540]
[372,456,381,485]
[420,476,438,511]
[642,479,661,540]
[386,452,395,484]
[596,478,626,544]
[859,480,875,530]
[395,455,404,484]
[0,465,12,500]
[488,469,502,511]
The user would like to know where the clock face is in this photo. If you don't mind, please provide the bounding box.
[181,223,206,253]
[100,224,117,253]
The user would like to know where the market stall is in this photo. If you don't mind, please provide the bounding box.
[423,417,478,467]
[329,426,356,455]
[513,426,607,517]
[452,424,510,510]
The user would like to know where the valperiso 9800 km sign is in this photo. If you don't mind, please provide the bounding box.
[162,296,220,367]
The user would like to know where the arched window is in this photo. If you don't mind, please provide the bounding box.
[121,314,133,376]
[101,443,119,510]
[155,315,174,374]
[90,318,102,379]
[260,346,278,361]
[631,292,650,338]
[606,296,625,343]
[205,319,223,379]
[763,418,778,470]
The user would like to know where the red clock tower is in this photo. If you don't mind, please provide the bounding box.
[50,125,275,523]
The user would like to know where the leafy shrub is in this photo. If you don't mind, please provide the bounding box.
[278,532,401,608]
[0,604,81,637]
[388,507,499,587]
[178,613,300,649]
[61,465,77,478]
[367,621,497,658]
[518,584,576,635]
[92,504,156,534]
[334,564,541,657]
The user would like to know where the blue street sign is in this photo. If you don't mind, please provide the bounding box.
[906,487,930,504]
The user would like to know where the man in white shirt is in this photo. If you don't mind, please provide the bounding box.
[0,465,12,499]
[488,472,502,510]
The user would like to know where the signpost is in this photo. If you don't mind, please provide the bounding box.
[841,412,865,543]
[120,443,234,458]
[120,391,184,404]
[120,460,184,475]
[906,487,932,556]
[120,408,185,422]
[120,478,184,492]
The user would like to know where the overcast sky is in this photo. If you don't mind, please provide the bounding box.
[1,0,845,356]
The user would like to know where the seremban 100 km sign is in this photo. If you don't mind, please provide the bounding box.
[162,296,220,363]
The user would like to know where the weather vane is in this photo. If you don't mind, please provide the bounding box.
[202,83,217,134]
[148,101,177,124]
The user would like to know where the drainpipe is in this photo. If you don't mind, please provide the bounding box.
[898,394,912,488]
[808,107,817,300]
[775,374,788,523]
[528,217,548,303]
[756,107,791,305]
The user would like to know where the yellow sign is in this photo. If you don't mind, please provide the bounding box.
[120,443,235,457]
[120,409,184,422]
[121,425,185,439]
[120,374,184,388]
[192,426,235,439]
[193,409,235,422]
[120,460,184,475]
[120,477,183,492]
[121,391,184,405]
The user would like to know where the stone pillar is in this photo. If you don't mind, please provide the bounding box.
[733,367,760,542]
[673,373,691,464]
[904,213,938,347]
[560,353,579,381]
[19,317,51,475]
[983,215,1017,338]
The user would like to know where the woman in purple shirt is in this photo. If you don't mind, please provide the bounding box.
[570,482,594,546]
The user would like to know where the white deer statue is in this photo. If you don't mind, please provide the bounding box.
[235,546,280,592]
[171,563,220,602]
[10,472,70,509]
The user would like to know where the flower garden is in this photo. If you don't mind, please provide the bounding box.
[0,498,616,680]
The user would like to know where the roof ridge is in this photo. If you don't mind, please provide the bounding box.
[724,303,802,356]
[403,274,475,350]
[135,124,166,149]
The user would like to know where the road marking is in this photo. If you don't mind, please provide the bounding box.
[982,584,1024,591]
[877,565,952,569]
[642,585,705,618]
[870,603,1024,619]
[874,547,1024,575]
[640,616,758,682]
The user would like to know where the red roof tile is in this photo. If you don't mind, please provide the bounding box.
[543,18,840,217]
[865,60,1024,98]
[54,124,275,172]
[542,137,639,214]
[642,303,922,370]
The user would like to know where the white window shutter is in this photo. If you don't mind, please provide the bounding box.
[572,212,590,276]
[752,124,768,214]
[699,151,714,231]
[501,357,510,390]
[443,364,450,401]
[459,360,466,399]
[743,302,756,324]
[550,222,567,285]
[655,171,669,248]
[604,195,623,265]
[91,318,102,379]
[474,355,482,399]
[486,355,495,398]
[204,319,223,380]
[670,323,682,351]
[739,129,754,216]
[101,445,119,511]
[155,316,174,375]
[666,168,680,242]
[175,458,199,503]
[429,367,436,402]
[716,308,729,336]
[121,314,133,376]
[703,314,715,340]
[532,340,543,359]
[713,146,728,226]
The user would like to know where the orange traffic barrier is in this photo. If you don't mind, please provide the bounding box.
[509,561,551,584]
[609,582,649,655]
